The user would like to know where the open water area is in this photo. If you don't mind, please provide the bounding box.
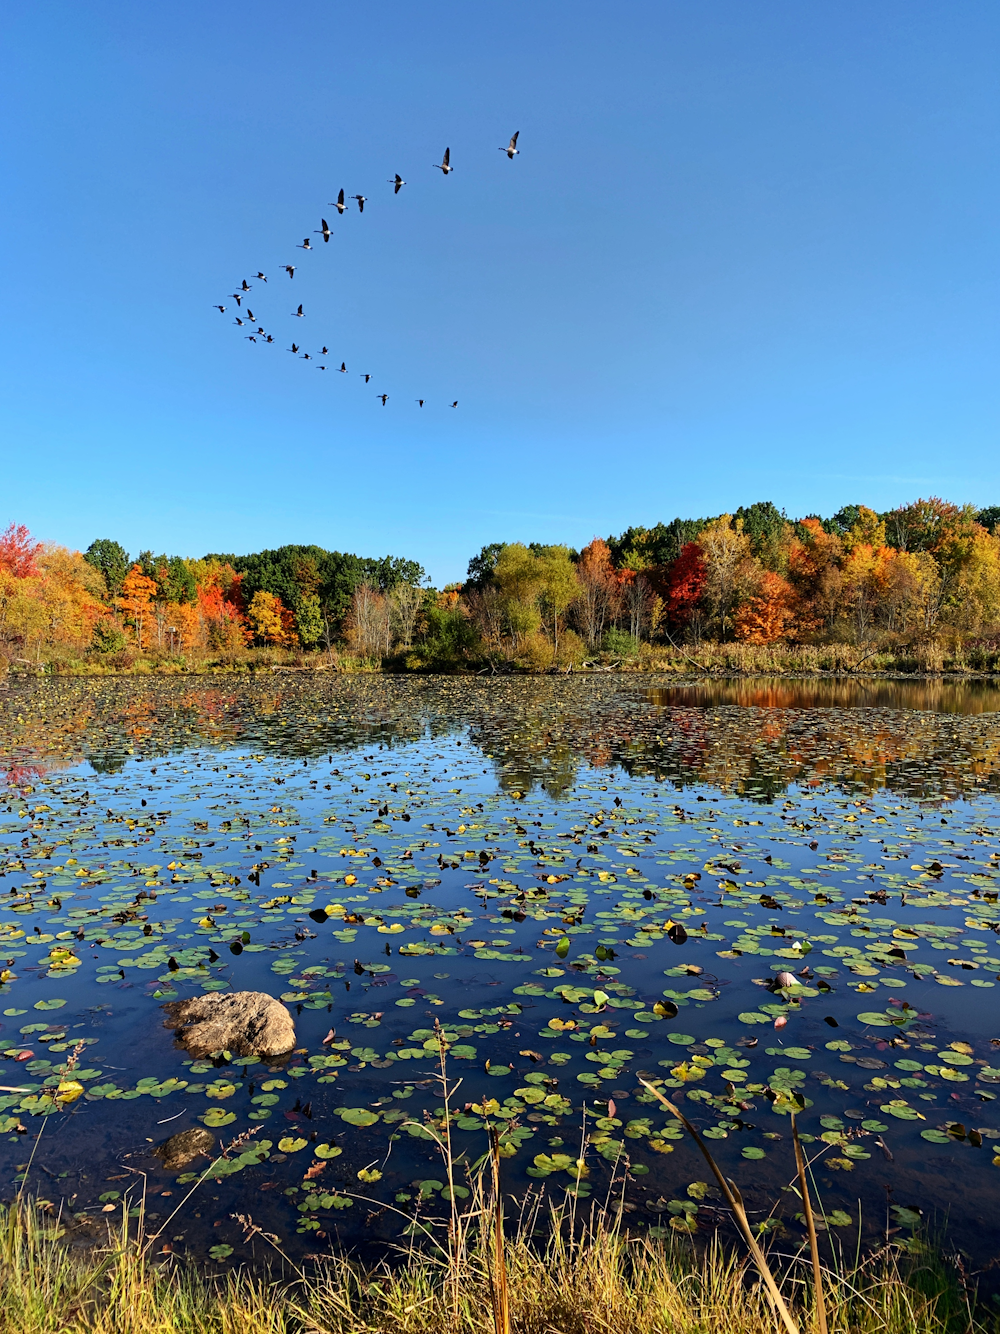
[2,673,1000,1268]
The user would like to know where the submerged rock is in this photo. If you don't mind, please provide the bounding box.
[155,1126,215,1171]
[162,990,296,1057]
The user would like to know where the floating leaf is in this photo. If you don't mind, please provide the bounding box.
[339,1108,379,1127]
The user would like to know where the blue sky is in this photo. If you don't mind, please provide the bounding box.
[3,1,999,585]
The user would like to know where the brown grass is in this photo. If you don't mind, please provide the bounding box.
[0,1188,990,1334]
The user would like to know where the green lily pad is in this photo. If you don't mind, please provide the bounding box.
[340,1108,379,1127]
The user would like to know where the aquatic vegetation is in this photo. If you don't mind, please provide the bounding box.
[0,674,999,1263]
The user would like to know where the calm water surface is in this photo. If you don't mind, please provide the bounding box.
[1,675,1000,1265]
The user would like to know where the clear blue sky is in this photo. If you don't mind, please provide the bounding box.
[3,1,999,585]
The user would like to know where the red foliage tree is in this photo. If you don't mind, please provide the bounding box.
[0,524,41,578]
[664,543,707,626]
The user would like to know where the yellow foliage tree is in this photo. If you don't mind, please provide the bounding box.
[696,517,757,640]
[247,590,295,646]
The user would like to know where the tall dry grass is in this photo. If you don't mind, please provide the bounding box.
[0,1192,988,1334]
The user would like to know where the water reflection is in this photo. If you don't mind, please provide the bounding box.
[649,677,1000,714]
[2,676,1000,1265]
[4,676,1000,805]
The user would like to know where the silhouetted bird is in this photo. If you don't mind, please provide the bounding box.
[378,393,389,405]
[449,401,458,408]
[297,238,312,250]
[288,343,299,354]
[233,317,245,326]
[338,362,347,373]
[292,304,304,317]
[416,399,424,407]
[351,194,367,213]
[213,305,226,313]
[241,279,252,292]
[316,219,332,242]
[433,147,452,174]
[255,271,268,282]
[330,189,346,215]
[360,373,372,382]
[284,265,296,278]
[499,131,520,159]
[388,174,406,193]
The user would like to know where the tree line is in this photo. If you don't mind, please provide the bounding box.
[1,495,999,669]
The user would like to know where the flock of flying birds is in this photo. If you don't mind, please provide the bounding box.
[214,132,523,409]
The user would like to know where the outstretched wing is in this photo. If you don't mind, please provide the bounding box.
[442,146,450,167]
[510,131,519,150]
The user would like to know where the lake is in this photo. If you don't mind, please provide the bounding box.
[1,673,999,1264]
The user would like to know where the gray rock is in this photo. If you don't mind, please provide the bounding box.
[155,1126,215,1171]
[162,990,296,1058]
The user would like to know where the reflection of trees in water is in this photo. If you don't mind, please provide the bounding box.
[650,678,1000,715]
[615,705,1000,801]
[0,677,446,778]
[2,675,999,803]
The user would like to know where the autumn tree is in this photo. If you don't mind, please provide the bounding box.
[696,516,756,640]
[663,543,707,635]
[117,565,158,649]
[575,538,618,648]
[534,545,579,659]
[787,519,843,636]
[194,563,251,650]
[734,571,795,643]
[0,524,41,579]
[247,590,296,647]
[494,544,543,652]
[33,547,105,648]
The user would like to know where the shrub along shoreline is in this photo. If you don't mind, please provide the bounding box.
[5,640,1000,679]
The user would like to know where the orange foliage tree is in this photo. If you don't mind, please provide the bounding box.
[117,565,158,649]
[576,538,619,648]
[734,571,795,643]
[195,564,251,650]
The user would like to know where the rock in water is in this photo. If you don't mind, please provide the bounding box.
[155,1126,215,1170]
[162,991,295,1057]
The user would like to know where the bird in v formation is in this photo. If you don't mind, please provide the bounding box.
[218,132,521,405]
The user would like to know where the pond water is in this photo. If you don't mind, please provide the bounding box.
[1,674,1000,1267]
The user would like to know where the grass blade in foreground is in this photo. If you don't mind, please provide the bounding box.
[638,1077,801,1334]
[792,1112,829,1334]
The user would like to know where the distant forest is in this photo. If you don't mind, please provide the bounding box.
[2,496,1000,671]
